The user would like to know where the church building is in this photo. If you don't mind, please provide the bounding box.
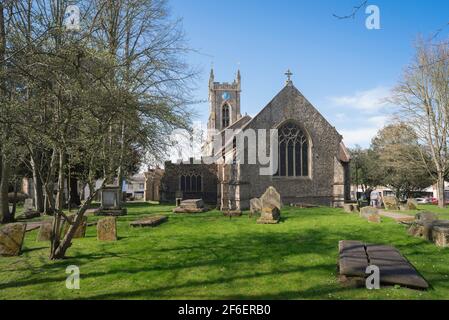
[160,69,351,210]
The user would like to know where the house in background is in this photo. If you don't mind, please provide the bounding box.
[122,174,145,200]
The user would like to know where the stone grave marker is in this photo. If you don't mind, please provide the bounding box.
[257,206,280,224]
[97,217,117,241]
[0,223,27,256]
[260,186,281,210]
[173,199,207,213]
[130,215,168,227]
[383,196,399,210]
[37,221,53,242]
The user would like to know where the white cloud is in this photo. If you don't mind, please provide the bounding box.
[329,86,392,113]
[339,127,380,147]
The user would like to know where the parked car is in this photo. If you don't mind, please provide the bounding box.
[431,197,449,205]
[415,198,431,204]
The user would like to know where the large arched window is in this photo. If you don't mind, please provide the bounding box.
[180,174,202,192]
[274,122,309,177]
[222,103,230,128]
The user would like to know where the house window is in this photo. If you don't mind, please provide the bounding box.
[180,174,202,192]
[222,103,230,128]
[274,122,309,177]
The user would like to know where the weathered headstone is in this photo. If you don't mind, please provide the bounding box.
[23,198,34,211]
[36,221,53,242]
[406,199,418,210]
[257,206,280,224]
[63,215,88,238]
[343,203,359,213]
[360,206,380,223]
[415,211,438,222]
[383,196,399,210]
[250,198,262,216]
[97,217,117,241]
[431,224,449,247]
[260,186,281,210]
[0,223,26,256]
[360,206,378,216]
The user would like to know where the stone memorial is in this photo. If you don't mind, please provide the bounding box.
[37,221,53,242]
[406,199,418,210]
[432,224,449,248]
[260,186,281,210]
[249,198,262,217]
[63,215,88,238]
[17,198,40,220]
[0,223,26,256]
[416,211,438,222]
[343,203,359,213]
[95,185,127,216]
[173,199,208,213]
[338,240,428,290]
[130,215,168,227]
[383,196,399,210]
[97,217,117,241]
[257,206,280,224]
[360,206,380,223]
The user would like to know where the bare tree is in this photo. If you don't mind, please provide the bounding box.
[391,38,449,207]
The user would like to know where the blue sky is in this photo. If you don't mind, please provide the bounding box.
[169,0,449,149]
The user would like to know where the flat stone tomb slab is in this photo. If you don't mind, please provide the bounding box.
[338,241,368,277]
[173,199,208,213]
[338,241,429,290]
[130,215,168,228]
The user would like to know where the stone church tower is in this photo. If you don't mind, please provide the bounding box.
[206,69,242,151]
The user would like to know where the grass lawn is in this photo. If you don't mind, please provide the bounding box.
[1,202,449,300]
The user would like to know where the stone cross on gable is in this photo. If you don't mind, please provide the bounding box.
[285,69,293,85]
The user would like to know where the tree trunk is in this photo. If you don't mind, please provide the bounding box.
[0,150,11,223]
[437,172,445,208]
[50,185,102,259]
[31,154,44,213]
[55,150,65,211]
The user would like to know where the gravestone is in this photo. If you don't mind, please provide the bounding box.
[63,215,88,238]
[130,215,168,227]
[416,211,438,222]
[97,217,117,241]
[383,196,399,210]
[0,223,26,256]
[18,198,40,220]
[338,240,429,290]
[37,221,53,242]
[406,199,418,210]
[173,199,207,213]
[360,206,378,216]
[360,206,380,223]
[95,185,127,216]
[23,198,34,212]
[250,198,262,216]
[432,224,449,247]
[260,186,281,210]
[257,206,280,224]
[343,203,359,213]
